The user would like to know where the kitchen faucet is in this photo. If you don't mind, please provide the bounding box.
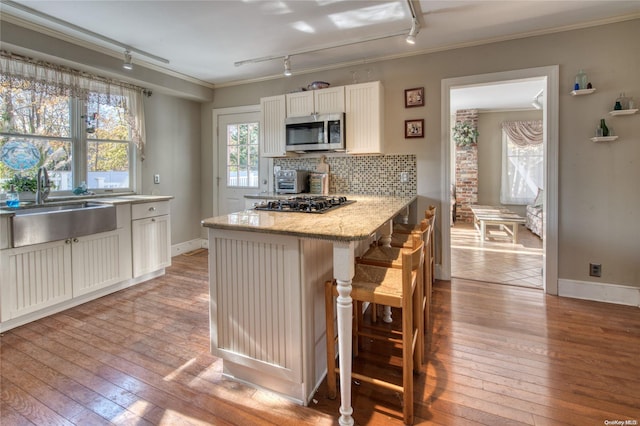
[36,166,51,205]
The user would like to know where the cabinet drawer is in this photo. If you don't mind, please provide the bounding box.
[131,201,170,220]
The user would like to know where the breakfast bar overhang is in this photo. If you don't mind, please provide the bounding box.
[201,194,416,426]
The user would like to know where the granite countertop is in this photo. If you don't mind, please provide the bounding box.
[0,194,173,217]
[201,194,417,242]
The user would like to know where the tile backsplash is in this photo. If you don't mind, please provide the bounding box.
[274,154,416,196]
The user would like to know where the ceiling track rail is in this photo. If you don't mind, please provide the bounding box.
[1,0,170,64]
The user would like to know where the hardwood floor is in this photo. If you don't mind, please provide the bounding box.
[2,250,639,425]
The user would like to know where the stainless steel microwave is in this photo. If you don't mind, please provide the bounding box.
[285,113,345,152]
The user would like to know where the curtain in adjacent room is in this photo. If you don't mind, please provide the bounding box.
[500,120,544,205]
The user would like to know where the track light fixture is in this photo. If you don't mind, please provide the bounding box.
[123,50,133,70]
[283,56,292,76]
[406,19,419,44]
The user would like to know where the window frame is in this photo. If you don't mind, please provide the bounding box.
[1,87,138,195]
[500,131,544,205]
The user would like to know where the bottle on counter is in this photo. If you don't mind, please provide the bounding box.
[6,184,19,208]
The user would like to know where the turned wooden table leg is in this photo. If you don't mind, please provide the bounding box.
[333,242,355,426]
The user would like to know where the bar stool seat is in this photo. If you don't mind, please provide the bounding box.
[325,237,424,425]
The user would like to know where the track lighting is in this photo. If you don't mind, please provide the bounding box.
[283,56,292,76]
[406,18,419,44]
[123,50,133,70]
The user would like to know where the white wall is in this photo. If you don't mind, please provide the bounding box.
[143,93,202,245]
[203,19,640,290]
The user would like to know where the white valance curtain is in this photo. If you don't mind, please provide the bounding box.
[0,50,146,154]
[500,120,543,146]
[500,120,544,205]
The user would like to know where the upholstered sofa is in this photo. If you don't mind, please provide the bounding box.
[526,188,544,238]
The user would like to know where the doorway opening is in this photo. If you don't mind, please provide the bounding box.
[440,66,559,295]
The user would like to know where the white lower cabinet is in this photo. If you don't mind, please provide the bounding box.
[0,226,131,322]
[0,199,174,331]
[132,201,171,277]
[0,239,72,322]
[71,228,131,297]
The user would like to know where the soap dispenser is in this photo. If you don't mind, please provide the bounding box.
[6,184,19,208]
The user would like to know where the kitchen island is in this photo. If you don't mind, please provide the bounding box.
[201,194,416,426]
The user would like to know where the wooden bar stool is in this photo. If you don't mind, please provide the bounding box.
[394,206,436,287]
[325,236,424,425]
[357,220,432,357]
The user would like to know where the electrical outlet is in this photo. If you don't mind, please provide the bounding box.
[154,174,160,184]
[589,263,601,277]
[400,172,409,183]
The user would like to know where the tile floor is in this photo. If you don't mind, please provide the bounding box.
[450,221,544,289]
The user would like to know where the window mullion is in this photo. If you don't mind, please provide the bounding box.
[71,98,86,188]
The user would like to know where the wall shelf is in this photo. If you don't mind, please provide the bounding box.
[590,136,619,142]
[571,88,596,96]
[609,108,638,116]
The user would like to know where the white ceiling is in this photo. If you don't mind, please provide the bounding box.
[1,1,639,109]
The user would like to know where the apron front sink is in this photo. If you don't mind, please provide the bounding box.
[11,202,117,247]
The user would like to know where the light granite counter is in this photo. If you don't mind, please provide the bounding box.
[0,194,173,217]
[202,194,416,241]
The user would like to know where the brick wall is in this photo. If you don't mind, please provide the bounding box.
[454,109,479,223]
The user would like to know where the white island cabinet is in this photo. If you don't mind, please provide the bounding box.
[202,194,416,421]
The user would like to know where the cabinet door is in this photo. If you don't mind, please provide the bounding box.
[71,229,129,297]
[0,240,72,321]
[286,87,345,117]
[345,81,384,154]
[260,95,287,157]
[286,91,314,117]
[132,215,171,277]
[314,86,345,114]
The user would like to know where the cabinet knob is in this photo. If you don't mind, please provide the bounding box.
[151,218,156,222]
[73,238,79,243]
[65,239,72,244]
[149,207,156,211]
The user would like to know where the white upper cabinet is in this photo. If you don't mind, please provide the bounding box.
[286,86,345,117]
[260,94,287,157]
[260,82,383,157]
[345,81,384,154]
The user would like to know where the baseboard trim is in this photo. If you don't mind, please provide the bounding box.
[558,279,640,307]
[171,238,207,257]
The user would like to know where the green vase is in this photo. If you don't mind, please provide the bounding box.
[600,119,609,137]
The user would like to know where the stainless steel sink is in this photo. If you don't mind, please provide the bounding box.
[11,202,117,247]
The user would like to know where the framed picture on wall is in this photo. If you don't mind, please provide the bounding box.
[405,87,424,108]
[405,119,424,138]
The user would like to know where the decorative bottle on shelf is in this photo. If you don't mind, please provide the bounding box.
[575,69,588,90]
[599,119,609,137]
[616,93,629,109]
[6,184,19,208]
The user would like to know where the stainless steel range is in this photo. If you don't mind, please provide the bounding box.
[253,196,355,214]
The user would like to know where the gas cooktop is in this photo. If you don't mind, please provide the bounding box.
[253,196,355,214]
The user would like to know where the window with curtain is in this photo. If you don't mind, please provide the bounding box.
[0,50,146,193]
[500,120,543,205]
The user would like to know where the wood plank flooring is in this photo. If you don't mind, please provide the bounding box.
[2,250,639,425]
